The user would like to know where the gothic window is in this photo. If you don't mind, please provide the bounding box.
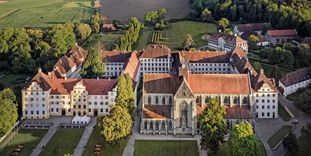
[169,96,172,104]
[148,95,151,104]
[243,97,248,104]
[224,96,229,104]
[205,96,210,103]
[234,97,238,104]
[162,97,165,105]
[155,96,159,104]
[196,96,200,104]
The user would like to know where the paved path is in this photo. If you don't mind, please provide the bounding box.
[31,125,58,156]
[73,117,97,156]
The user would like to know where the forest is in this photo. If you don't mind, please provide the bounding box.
[190,0,311,36]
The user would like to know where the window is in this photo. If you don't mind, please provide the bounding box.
[267,113,270,117]
[148,96,151,104]
[262,113,264,117]
[267,105,270,109]
[155,96,159,104]
[25,111,28,115]
[36,111,39,115]
[56,108,59,112]
[262,105,264,109]
[31,111,33,115]
[169,96,172,104]
[51,108,54,112]
[262,99,265,103]
[272,105,275,109]
[101,109,103,113]
[162,97,165,104]
[42,111,45,115]
[196,96,200,104]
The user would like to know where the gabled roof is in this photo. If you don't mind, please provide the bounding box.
[143,105,171,119]
[251,70,277,92]
[140,44,170,58]
[24,71,117,95]
[236,23,270,33]
[179,51,231,63]
[143,73,251,95]
[280,67,311,87]
[122,52,141,82]
[209,32,247,44]
[100,50,131,62]
[267,29,298,37]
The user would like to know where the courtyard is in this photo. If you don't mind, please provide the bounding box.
[40,128,84,156]
[133,140,199,156]
[0,129,48,156]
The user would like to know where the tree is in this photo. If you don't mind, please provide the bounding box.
[124,74,135,115]
[80,48,106,78]
[199,98,227,154]
[201,8,213,22]
[183,34,195,50]
[0,88,18,137]
[100,105,132,143]
[144,11,158,23]
[46,24,75,57]
[229,122,260,156]
[283,133,299,153]
[252,61,262,73]
[157,8,167,19]
[116,75,127,107]
[217,18,230,31]
[91,12,101,33]
[76,23,92,41]
[248,34,259,43]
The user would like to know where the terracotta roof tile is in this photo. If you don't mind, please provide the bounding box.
[224,106,253,119]
[123,52,141,82]
[143,105,171,119]
[267,29,298,37]
[100,50,131,62]
[179,51,231,63]
[140,44,170,58]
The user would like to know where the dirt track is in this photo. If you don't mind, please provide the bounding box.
[100,0,190,22]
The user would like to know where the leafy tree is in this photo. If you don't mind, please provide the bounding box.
[0,27,14,54]
[144,11,158,23]
[91,12,101,33]
[252,61,262,73]
[199,98,227,154]
[283,133,299,153]
[0,88,18,137]
[229,122,260,156]
[201,8,213,22]
[157,8,167,19]
[100,105,132,143]
[47,24,75,57]
[217,18,230,31]
[248,34,259,43]
[80,48,106,78]
[10,28,32,58]
[124,74,135,115]
[183,34,195,50]
[76,23,92,41]
[116,75,127,107]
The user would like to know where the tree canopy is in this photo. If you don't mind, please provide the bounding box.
[283,132,299,153]
[183,34,195,50]
[199,98,227,154]
[116,74,135,117]
[100,105,132,143]
[0,88,18,137]
[229,122,260,156]
[80,48,106,78]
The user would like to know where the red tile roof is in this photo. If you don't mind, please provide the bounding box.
[143,105,171,119]
[123,52,141,82]
[251,70,277,92]
[25,71,117,95]
[179,51,231,63]
[267,29,298,37]
[224,106,253,119]
[140,44,171,58]
[100,50,131,62]
[143,73,251,95]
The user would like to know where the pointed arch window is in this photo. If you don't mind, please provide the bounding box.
[148,95,151,104]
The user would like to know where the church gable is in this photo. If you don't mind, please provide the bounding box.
[175,80,194,98]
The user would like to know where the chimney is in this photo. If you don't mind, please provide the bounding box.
[97,77,99,80]
[38,67,42,73]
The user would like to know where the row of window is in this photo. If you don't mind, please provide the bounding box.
[192,68,230,71]
[256,99,276,103]
[255,93,275,97]
[141,63,169,66]
[25,91,44,95]
[256,112,276,118]
[190,63,229,67]
[142,67,168,71]
[256,105,276,109]
[147,96,173,105]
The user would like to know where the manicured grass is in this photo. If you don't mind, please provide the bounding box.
[40,128,84,156]
[0,0,93,28]
[278,104,292,121]
[135,21,217,50]
[83,126,127,156]
[134,140,199,156]
[82,33,123,51]
[286,127,311,156]
[0,129,48,156]
[267,125,292,149]
[249,59,292,79]
[163,21,217,49]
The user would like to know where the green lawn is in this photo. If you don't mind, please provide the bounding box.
[249,59,292,79]
[135,21,217,50]
[267,125,292,149]
[40,128,84,156]
[82,32,123,51]
[83,126,127,156]
[278,104,292,121]
[0,129,48,156]
[0,0,93,28]
[134,140,199,156]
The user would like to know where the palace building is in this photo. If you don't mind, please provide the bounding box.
[22,44,278,133]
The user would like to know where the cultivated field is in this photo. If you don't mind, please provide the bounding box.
[0,0,93,28]
[99,0,190,22]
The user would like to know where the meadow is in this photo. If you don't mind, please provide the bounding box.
[0,0,93,28]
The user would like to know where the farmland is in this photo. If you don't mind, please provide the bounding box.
[0,0,94,28]
[99,0,190,22]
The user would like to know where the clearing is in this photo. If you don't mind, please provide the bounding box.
[136,21,217,50]
[40,128,84,156]
[0,129,48,156]
[0,0,93,28]
[99,0,190,22]
[134,140,199,156]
